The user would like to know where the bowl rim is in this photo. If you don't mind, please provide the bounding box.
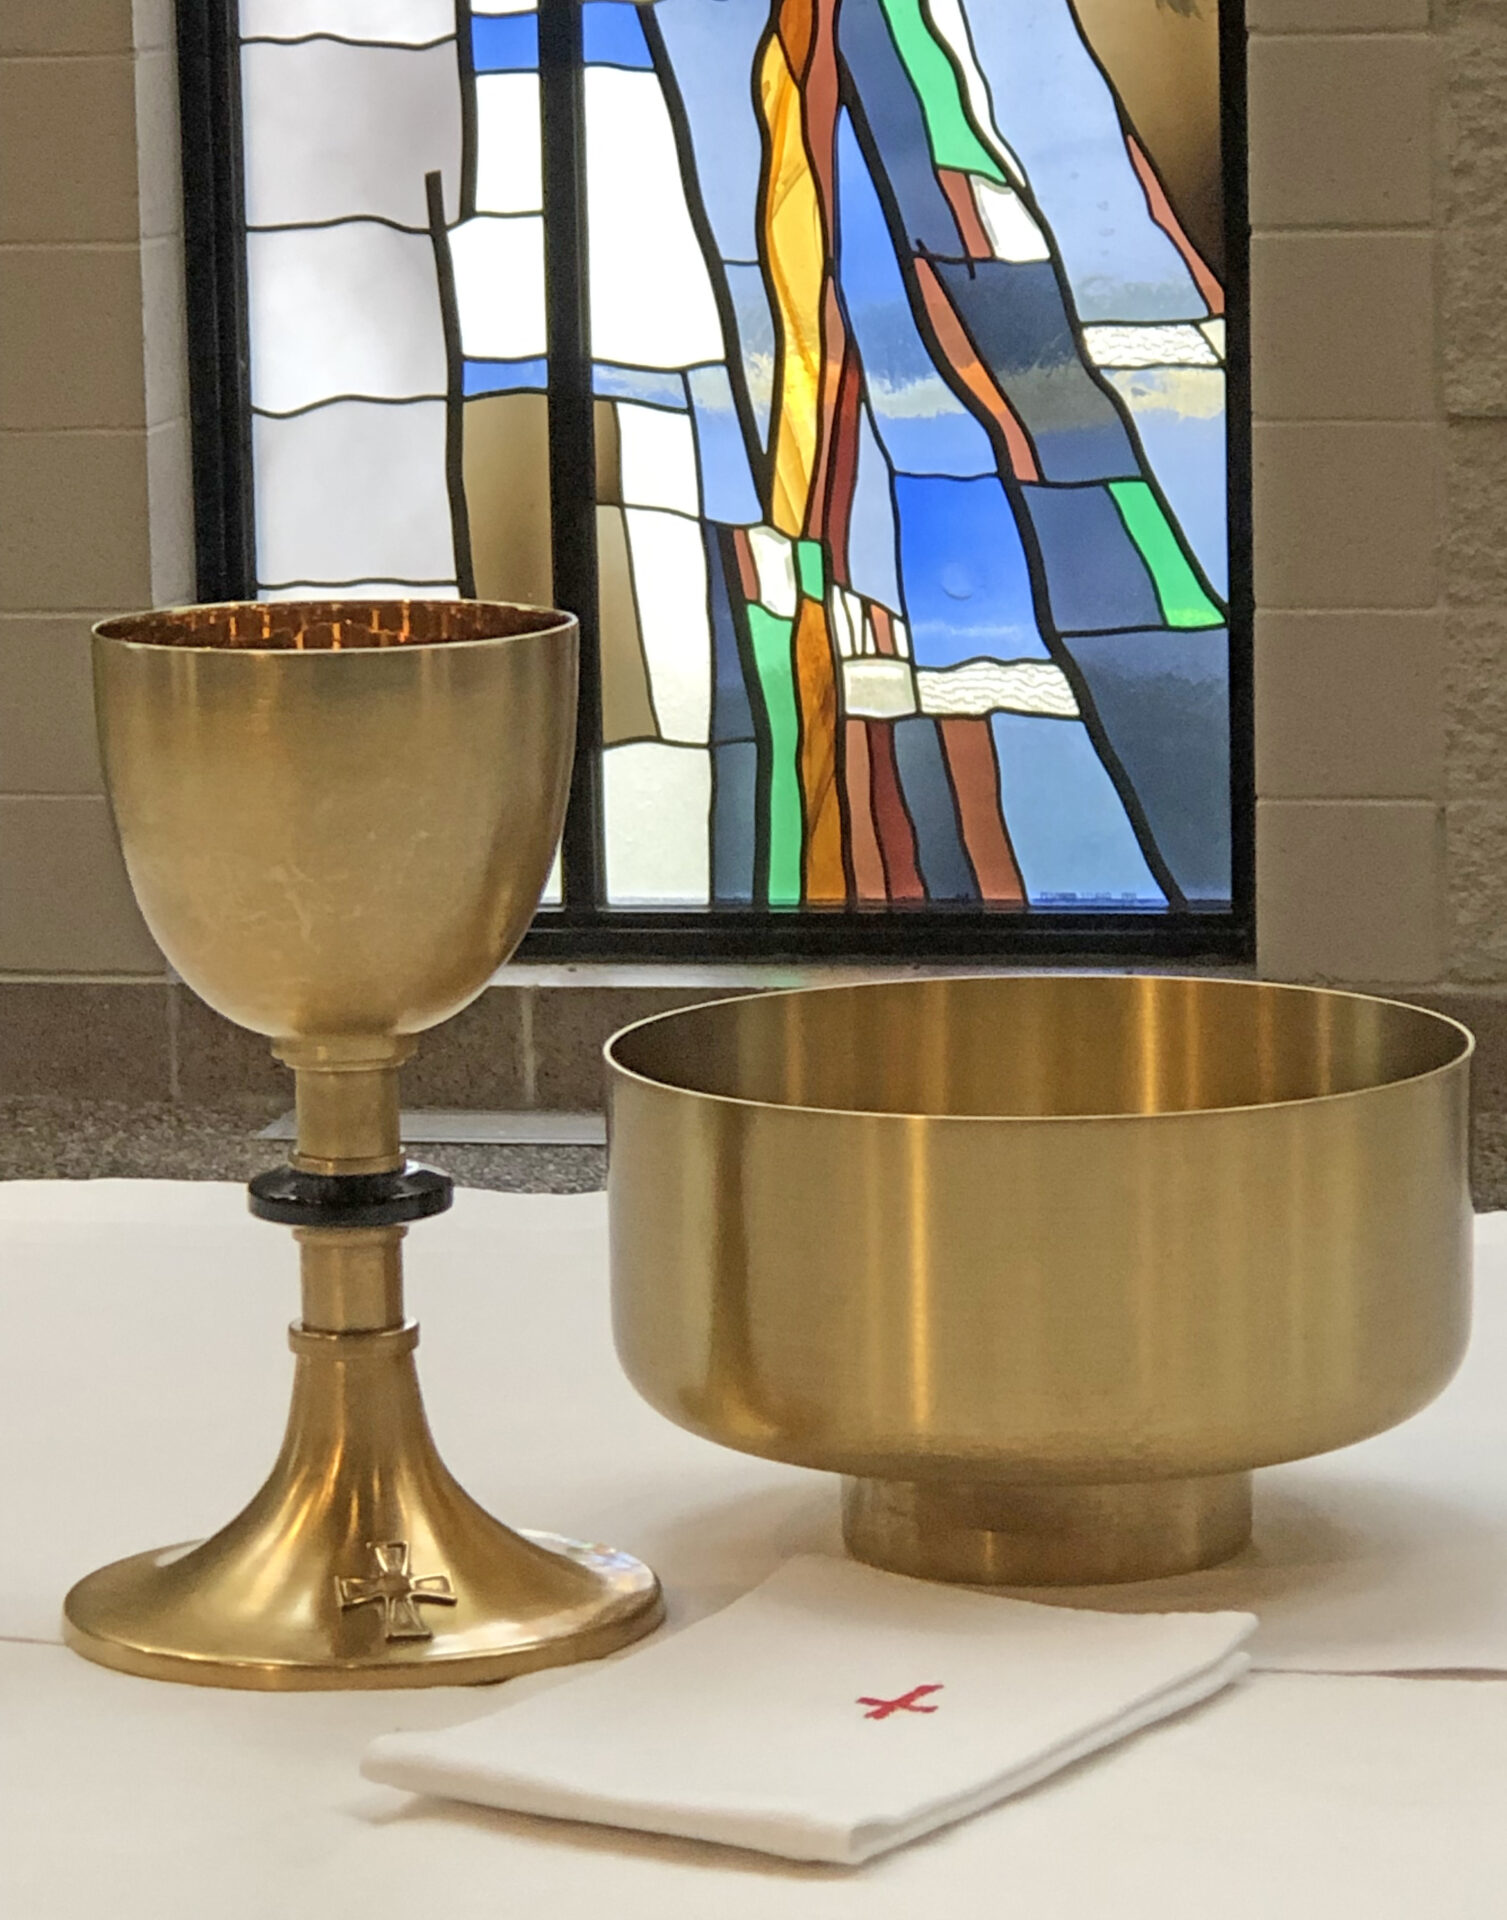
[603,973,1476,1126]
[91,598,579,655]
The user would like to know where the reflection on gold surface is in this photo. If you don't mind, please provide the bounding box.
[598,504,659,745]
[462,393,555,607]
[609,976,1473,1586]
[1072,0,1225,280]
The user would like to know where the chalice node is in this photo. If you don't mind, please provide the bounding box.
[63,599,662,1688]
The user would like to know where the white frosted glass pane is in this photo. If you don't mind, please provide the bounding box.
[747,525,797,619]
[254,401,455,586]
[617,405,700,517]
[540,842,563,906]
[449,216,547,360]
[842,659,917,720]
[584,67,724,369]
[973,180,1050,263]
[916,660,1080,719]
[474,1,536,12]
[827,586,865,658]
[260,582,459,601]
[248,225,445,415]
[604,743,711,905]
[1082,324,1219,370]
[242,40,461,229]
[625,509,711,746]
[475,73,541,215]
[241,1,457,39]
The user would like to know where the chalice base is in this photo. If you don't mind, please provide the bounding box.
[842,1471,1253,1586]
[62,1323,662,1689]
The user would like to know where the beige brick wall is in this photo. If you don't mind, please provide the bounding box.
[1443,1,1507,983]
[1249,0,1446,984]
[0,0,184,976]
[0,1,1492,993]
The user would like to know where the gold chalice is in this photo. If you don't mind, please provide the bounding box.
[64,600,661,1687]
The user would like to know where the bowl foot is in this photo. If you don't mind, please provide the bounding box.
[843,1471,1252,1586]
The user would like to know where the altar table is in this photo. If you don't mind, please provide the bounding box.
[5,1182,1507,1917]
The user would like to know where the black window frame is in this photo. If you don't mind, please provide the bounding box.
[176,0,1254,964]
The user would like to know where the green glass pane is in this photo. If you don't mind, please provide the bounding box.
[877,0,1007,184]
[1108,481,1224,631]
[796,538,826,603]
[745,605,803,906]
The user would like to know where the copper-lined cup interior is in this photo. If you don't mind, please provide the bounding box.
[94,600,572,652]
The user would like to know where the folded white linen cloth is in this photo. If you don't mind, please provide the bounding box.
[363,1554,1255,1865]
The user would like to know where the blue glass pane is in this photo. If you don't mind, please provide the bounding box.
[936,260,1138,482]
[961,0,1205,321]
[707,523,756,743]
[893,717,978,902]
[1064,628,1231,903]
[712,740,759,903]
[653,0,768,262]
[846,403,903,612]
[464,356,548,396]
[688,365,761,525]
[837,0,966,257]
[1023,484,1163,633]
[722,263,776,450]
[582,2,653,69]
[834,113,995,477]
[593,363,688,409]
[471,13,538,73]
[1105,369,1228,598]
[990,712,1166,907]
[894,474,1048,667]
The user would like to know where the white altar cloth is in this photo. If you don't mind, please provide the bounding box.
[5,1183,1507,1914]
[7,1182,1507,1669]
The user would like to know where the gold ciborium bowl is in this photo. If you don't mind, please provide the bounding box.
[607,976,1473,1586]
[65,600,662,1688]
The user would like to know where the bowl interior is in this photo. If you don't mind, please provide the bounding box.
[93,599,572,652]
[610,976,1470,1120]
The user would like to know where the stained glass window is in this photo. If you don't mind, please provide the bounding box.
[228,0,1244,941]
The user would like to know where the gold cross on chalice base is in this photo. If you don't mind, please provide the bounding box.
[62,600,662,1689]
[338,1543,456,1643]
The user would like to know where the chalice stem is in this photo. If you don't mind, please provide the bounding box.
[282,1042,411,1178]
[297,1224,406,1332]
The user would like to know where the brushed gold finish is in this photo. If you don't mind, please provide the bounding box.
[64,1265,660,1690]
[842,1474,1254,1587]
[607,976,1474,1586]
[90,600,571,1046]
[282,1043,411,1177]
[66,601,662,1686]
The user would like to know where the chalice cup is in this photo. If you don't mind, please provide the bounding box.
[64,600,662,1688]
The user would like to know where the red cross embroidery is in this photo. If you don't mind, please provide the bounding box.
[857,1684,943,1720]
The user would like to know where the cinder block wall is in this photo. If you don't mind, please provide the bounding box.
[2,0,1505,1105]
[1249,0,1444,983]
[0,0,189,974]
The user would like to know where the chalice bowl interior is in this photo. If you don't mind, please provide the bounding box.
[64,599,661,1687]
[608,977,1473,1586]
